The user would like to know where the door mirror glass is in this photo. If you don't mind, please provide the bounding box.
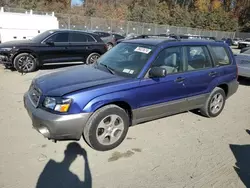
[149,67,167,78]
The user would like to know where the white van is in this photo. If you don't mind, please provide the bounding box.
[0,7,59,43]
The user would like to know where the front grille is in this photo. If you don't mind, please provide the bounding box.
[29,84,42,107]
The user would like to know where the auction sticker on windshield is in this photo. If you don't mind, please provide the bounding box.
[123,69,135,74]
[134,47,152,54]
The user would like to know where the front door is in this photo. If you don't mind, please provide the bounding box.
[39,32,71,64]
[134,46,190,122]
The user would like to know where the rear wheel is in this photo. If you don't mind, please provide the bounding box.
[86,53,100,65]
[83,105,129,151]
[200,87,226,118]
[13,53,37,73]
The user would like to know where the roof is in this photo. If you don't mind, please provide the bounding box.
[47,29,99,36]
[122,38,222,46]
[122,38,176,45]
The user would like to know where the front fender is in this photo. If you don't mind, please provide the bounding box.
[82,91,136,113]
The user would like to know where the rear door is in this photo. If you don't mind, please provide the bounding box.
[68,32,96,63]
[39,32,70,64]
[183,45,219,107]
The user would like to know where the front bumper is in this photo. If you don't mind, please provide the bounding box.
[23,92,92,140]
[0,54,12,67]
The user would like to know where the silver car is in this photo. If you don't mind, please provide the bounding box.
[235,49,250,78]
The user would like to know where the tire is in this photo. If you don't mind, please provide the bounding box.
[107,43,113,50]
[86,53,100,65]
[13,53,37,73]
[200,87,226,118]
[83,104,129,151]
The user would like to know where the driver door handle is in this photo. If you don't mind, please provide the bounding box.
[209,71,217,77]
[175,77,185,83]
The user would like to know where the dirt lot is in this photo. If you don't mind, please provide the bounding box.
[0,63,250,188]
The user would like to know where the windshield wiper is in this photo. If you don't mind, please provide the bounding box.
[100,63,115,75]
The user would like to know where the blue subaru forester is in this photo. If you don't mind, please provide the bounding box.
[24,38,239,151]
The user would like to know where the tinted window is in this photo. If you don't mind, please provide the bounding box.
[69,33,87,42]
[86,35,96,42]
[32,30,55,42]
[95,32,110,37]
[113,34,124,40]
[210,46,230,66]
[48,33,69,42]
[151,47,183,74]
[186,46,212,71]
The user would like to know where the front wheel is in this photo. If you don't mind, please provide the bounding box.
[13,53,37,73]
[83,105,129,151]
[86,53,100,65]
[200,87,226,118]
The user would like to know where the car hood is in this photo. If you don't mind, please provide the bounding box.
[34,65,128,96]
[0,40,36,48]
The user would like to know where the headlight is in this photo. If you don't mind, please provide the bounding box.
[43,97,72,113]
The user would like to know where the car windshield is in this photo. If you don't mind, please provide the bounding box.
[32,30,55,42]
[96,42,155,78]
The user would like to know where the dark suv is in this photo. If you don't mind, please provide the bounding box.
[0,30,107,72]
[24,38,239,151]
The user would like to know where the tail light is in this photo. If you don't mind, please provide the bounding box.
[104,44,108,51]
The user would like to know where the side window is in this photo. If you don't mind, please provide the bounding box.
[151,46,183,74]
[69,33,87,42]
[99,32,110,37]
[186,46,212,71]
[210,46,230,66]
[50,33,69,42]
[86,35,96,42]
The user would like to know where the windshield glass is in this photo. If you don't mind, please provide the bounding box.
[96,42,155,78]
[32,30,55,42]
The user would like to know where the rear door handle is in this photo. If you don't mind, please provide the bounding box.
[209,71,217,77]
[175,77,185,83]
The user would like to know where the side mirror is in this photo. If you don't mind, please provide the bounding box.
[149,67,167,78]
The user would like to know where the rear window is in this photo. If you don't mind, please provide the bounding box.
[95,32,110,38]
[210,46,230,66]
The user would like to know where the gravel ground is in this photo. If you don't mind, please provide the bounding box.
[0,60,250,188]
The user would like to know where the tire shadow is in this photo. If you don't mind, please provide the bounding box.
[36,142,92,188]
[229,130,250,188]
